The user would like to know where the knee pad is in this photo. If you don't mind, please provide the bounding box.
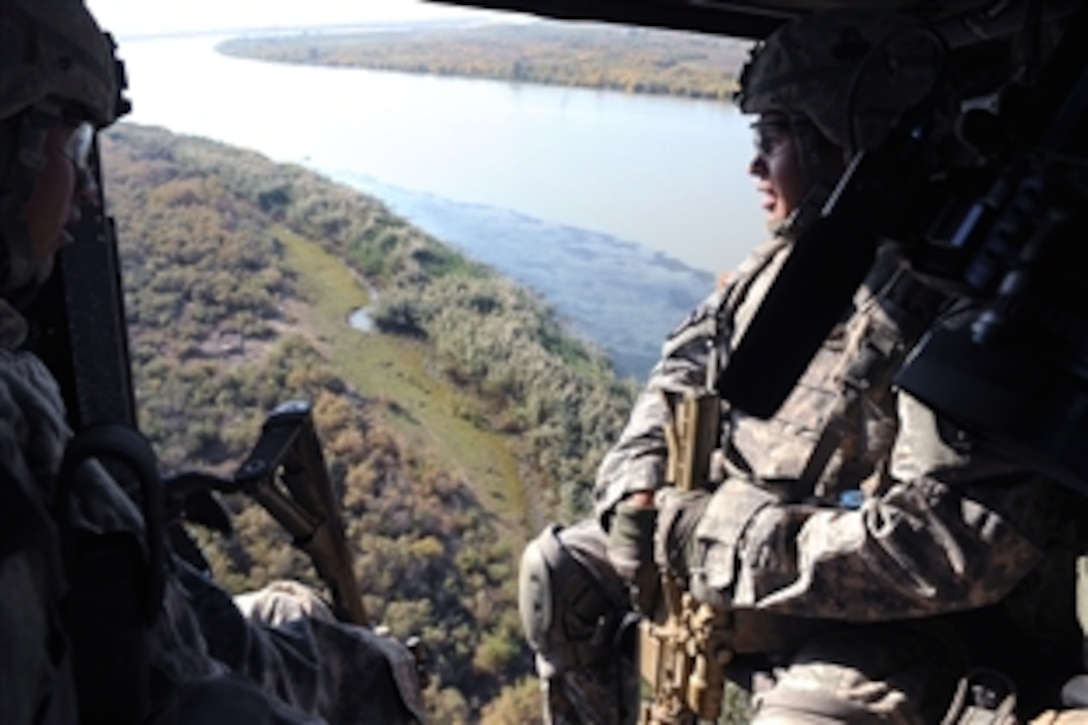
[519,532,555,656]
[519,525,627,673]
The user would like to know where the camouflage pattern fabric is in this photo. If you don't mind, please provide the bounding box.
[1,299,85,724]
[686,325,1077,623]
[541,654,639,725]
[593,237,790,520]
[525,233,1088,722]
[735,8,947,153]
[236,581,427,723]
[0,520,77,725]
[750,621,967,724]
[178,567,425,723]
[235,580,336,625]
[527,239,791,723]
[596,239,937,528]
[0,299,422,724]
[595,237,1078,625]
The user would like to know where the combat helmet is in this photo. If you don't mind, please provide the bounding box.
[736,8,945,154]
[0,0,127,294]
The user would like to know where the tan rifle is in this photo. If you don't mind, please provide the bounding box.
[638,389,733,724]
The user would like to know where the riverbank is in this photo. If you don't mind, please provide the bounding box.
[217,20,752,101]
[332,173,717,378]
[118,33,765,281]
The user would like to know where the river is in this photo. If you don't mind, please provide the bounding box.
[112,31,769,377]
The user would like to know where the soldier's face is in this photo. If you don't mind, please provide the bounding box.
[22,122,95,281]
[748,114,807,225]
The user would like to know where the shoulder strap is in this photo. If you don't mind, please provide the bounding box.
[56,423,166,725]
[795,256,950,494]
[711,237,792,389]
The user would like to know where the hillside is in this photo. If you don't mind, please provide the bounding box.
[218,21,752,100]
[102,123,637,721]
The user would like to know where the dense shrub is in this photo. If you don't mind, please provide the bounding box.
[102,123,636,719]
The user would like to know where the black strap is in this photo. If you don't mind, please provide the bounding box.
[55,423,167,725]
[58,423,165,624]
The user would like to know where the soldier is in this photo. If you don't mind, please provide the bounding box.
[519,8,1088,724]
[1,1,424,722]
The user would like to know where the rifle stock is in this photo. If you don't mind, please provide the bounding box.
[235,399,369,626]
[639,389,732,724]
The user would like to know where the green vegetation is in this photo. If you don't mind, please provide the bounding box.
[103,123,637,721]
[218,22,752,100]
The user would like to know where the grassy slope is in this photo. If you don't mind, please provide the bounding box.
[104,122,634,718]
[278,229,529,540]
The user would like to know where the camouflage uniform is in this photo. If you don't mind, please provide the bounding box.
[521,235,1088,723]
[0,299,425,724]
[3,1,426,720]
[518,7,1088,722]
[0,300,78,724]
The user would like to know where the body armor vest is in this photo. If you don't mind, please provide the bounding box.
[714,241,949,502]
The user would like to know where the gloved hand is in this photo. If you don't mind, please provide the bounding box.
[653,487,710,580]
[607,495,658,614]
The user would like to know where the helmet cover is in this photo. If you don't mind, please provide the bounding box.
[736,9,945,152]
[1,1,125,295]
[0,0,121,127]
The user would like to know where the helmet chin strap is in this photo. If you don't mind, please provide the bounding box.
[778,116,849,241]
[776,181,835,241]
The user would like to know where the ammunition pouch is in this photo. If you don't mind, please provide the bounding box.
[688,478,778,608]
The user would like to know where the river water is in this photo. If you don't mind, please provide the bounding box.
[112,32,769,377]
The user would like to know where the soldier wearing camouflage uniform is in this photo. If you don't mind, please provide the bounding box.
[0,2,424,722]
[519,9,1088,724]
